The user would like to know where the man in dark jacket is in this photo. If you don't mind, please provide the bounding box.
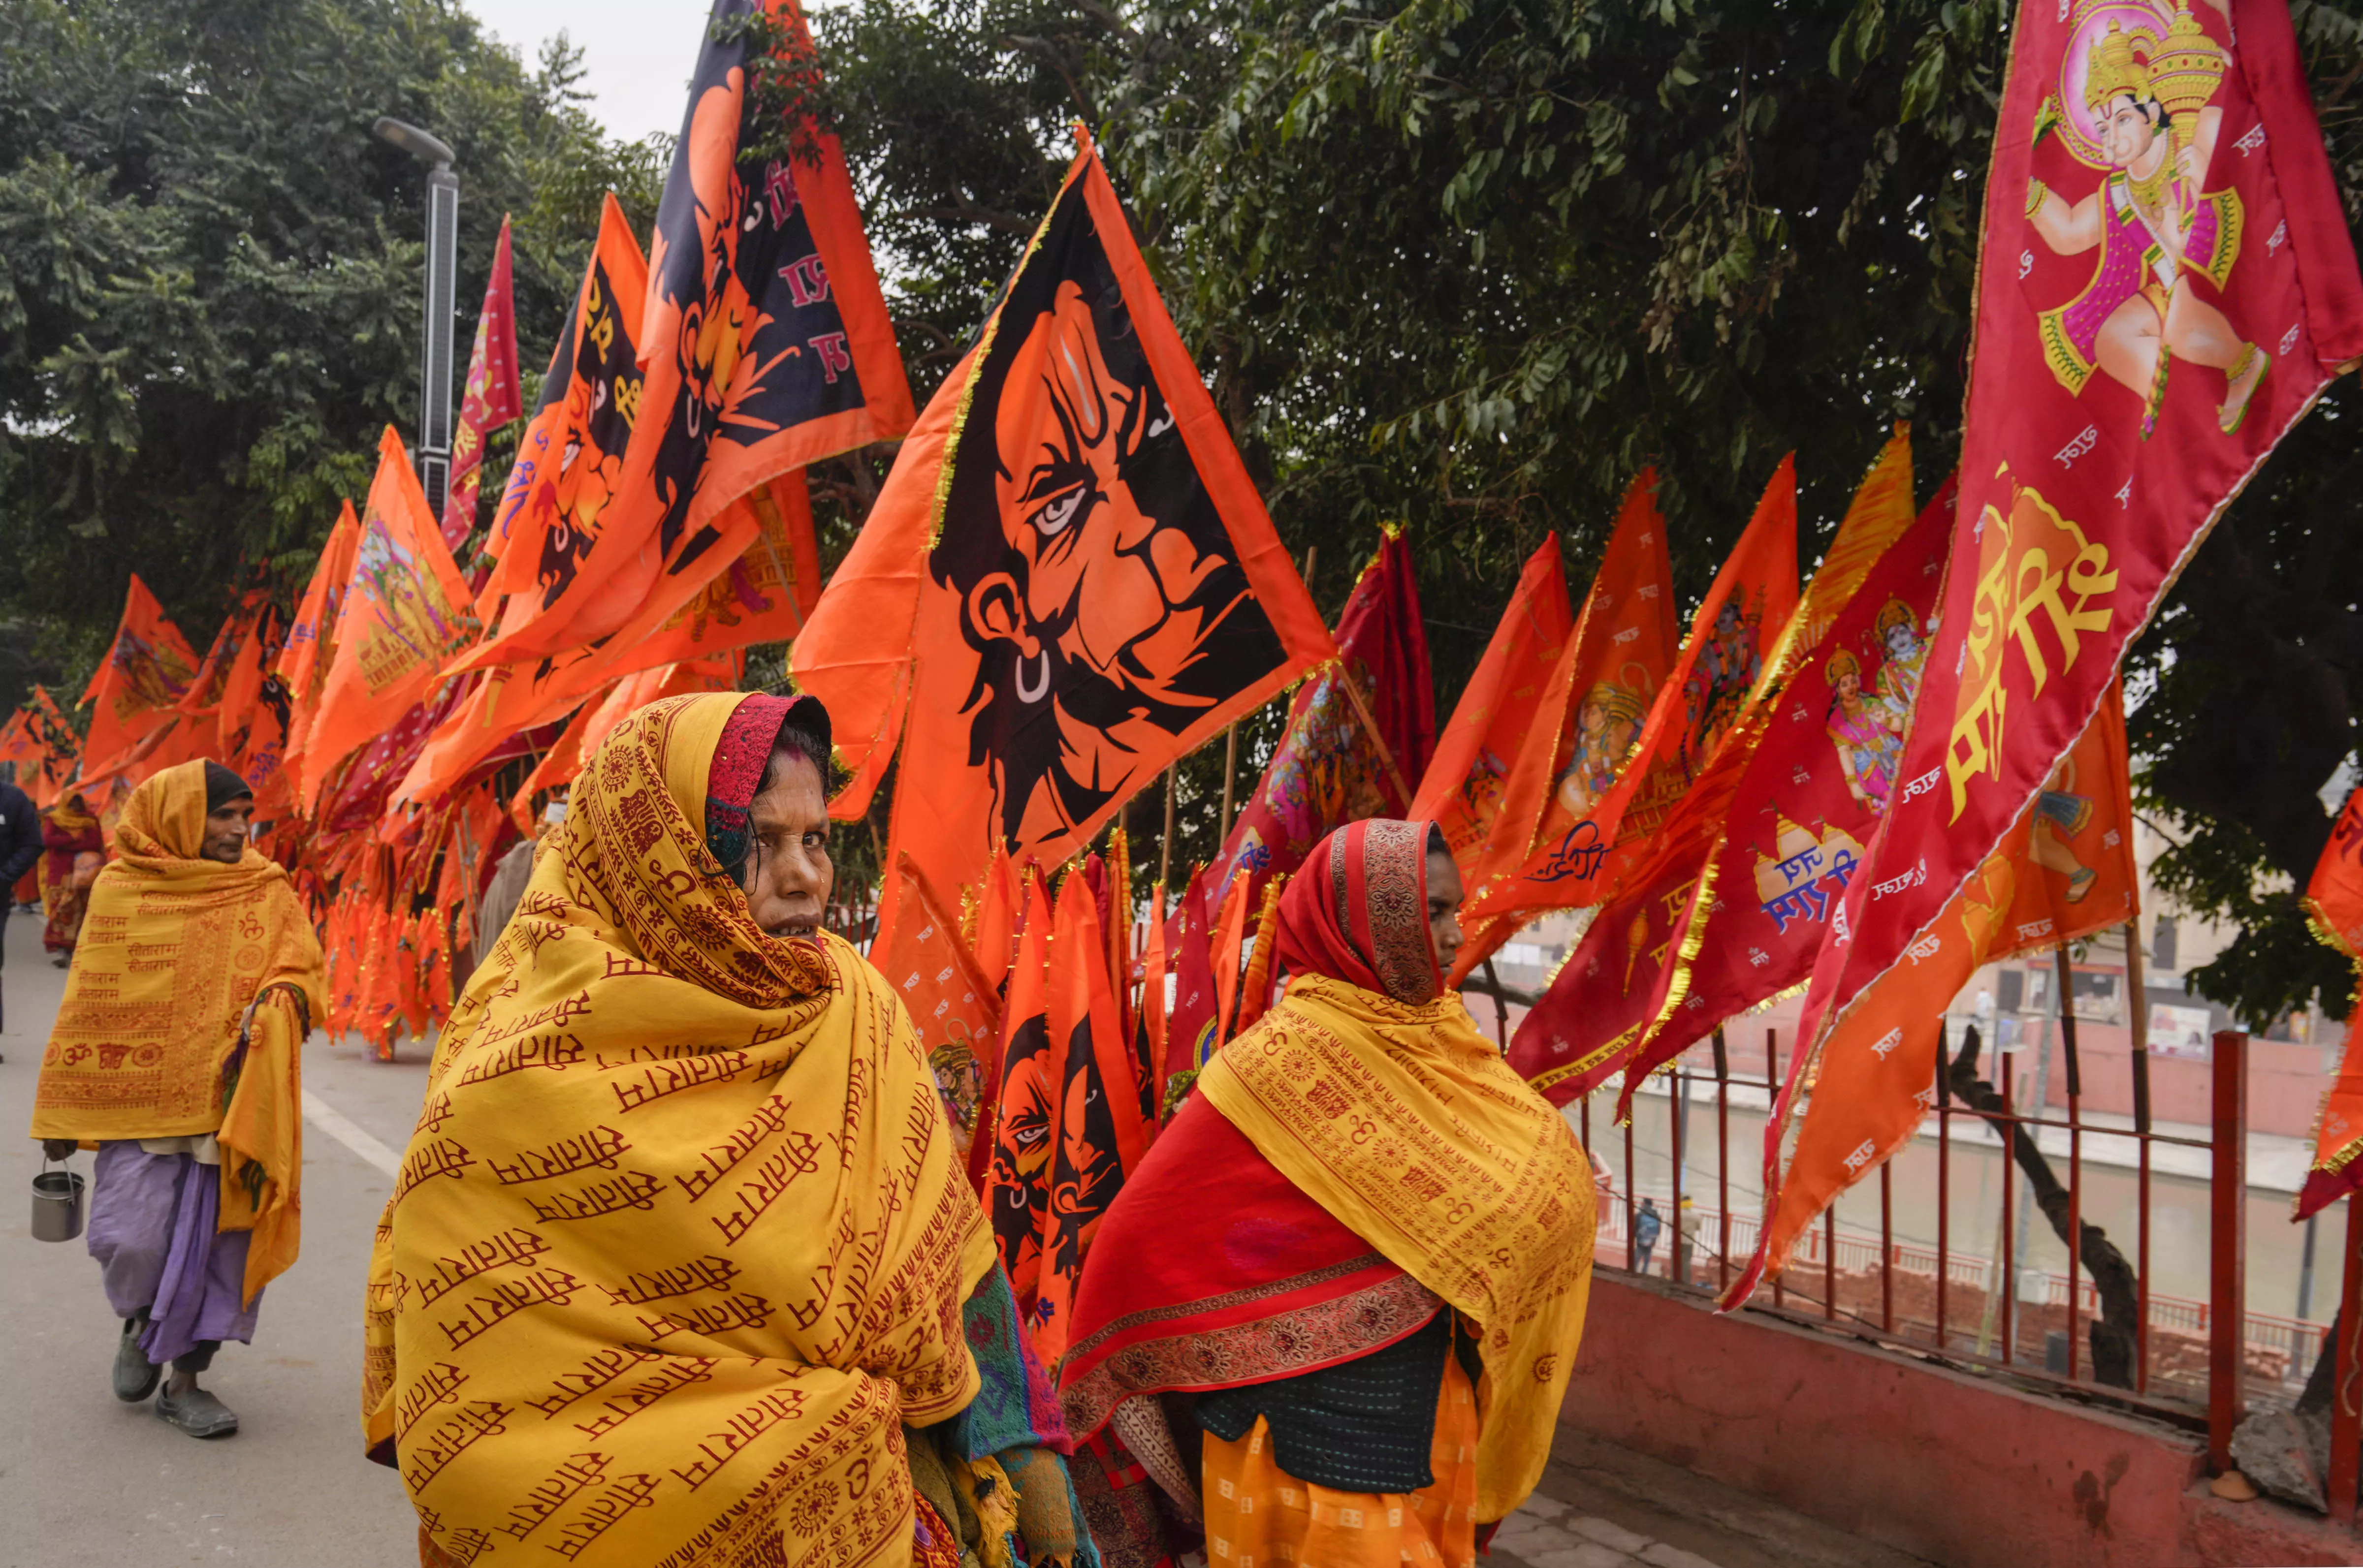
[0,775,48,1032]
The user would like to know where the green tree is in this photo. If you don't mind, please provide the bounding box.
[0,0,667,687]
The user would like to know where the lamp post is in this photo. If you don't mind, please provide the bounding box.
[372,116,459,516]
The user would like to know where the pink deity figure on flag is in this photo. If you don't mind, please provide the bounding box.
[2025,0,2266,439]
[1678,593,1764,775]
[1823,649,1904,815]
[1868,596,1932,721]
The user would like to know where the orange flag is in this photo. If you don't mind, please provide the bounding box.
[1459,463,1796,976]
[79,576,200,776]
[1509,432,1920,1112]
[1210,872,1253,1044]
[987,875,1056,1315]
[1031,871,1147,1362]
[1727,681,2138,1305]
[1447,474,1680,979]
[1412,534,1574,871]
[506,655,738,830]
[2310,785,2363,959]
[551,0,915,653]
[794,134,1332,952]
[1233,874,1288,1038]
[875,853,1004,1175]
[1137,880,1170,1115]
[2302,787,2363,1216]
[460,195,652,672]
[276,502,362,798]
[299,429,479,804]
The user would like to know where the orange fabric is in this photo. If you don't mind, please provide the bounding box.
[1729,681,2137,1303]
[277,502,362,795]
[1200,1338,1480,1568]
[504,656,737,829]
[875,850,1004,1171]
[800,136,1333,955]
[1233,874,1287,1037]
[301,429,478,805]
[79,576,200,776]
[1451,474,1683,978]
[457,195,651,671]
[1411,533,1574,870]
[1211,871,1252,1044]
[556,1,915,651]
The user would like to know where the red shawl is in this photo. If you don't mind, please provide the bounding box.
[1058,818,1449,1442]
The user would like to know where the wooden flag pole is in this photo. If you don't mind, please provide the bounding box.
[1219,723,1240,841]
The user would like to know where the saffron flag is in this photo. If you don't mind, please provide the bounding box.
[1207,531,1436,905]
[440,213,523,549]
[506,656,739,828]
[1511,433,1922,1109]
[874,851,1003,1173]
[1460,466,1789,976]
[300,428,479,804]
[1210,871,1253,1047]
[461,195,650,671]
[79,576,199,777]
[1732,0,2363,1311]
[558,0,915,650]
[2306,785,2363,958]
[1411,534,1575,869]
[988,879,1056,1314]
[1137,880,1170,1117]
[218,604,288,797]
[794,135,1332,948]
[1031,874,1148,1362]
[276,502,362,799]
[1730,683,2139,1304]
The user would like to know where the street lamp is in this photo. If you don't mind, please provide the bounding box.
[373,115,459,516]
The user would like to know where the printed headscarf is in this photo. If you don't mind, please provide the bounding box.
[1274,818,1446,1004]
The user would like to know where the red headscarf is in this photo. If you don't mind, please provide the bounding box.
[1274,818,1445,1004]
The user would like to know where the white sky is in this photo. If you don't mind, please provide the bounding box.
[464,0,714,144]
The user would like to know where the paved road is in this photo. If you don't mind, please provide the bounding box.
[0,909,430,1567]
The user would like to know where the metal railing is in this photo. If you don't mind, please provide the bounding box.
[1578,1022,2363,1487]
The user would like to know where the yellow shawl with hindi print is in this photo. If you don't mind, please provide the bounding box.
[30,759,323,1302]
[362,692,996,1568]
[1197,974,1596,1525]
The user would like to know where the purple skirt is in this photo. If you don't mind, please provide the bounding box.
[86,1142,260,1365]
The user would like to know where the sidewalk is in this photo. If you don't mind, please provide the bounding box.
[1489,1427,1935,1568]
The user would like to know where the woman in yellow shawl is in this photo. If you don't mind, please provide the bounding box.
[31,760,323,1439]
[1059,820,1596,1568]
[364,692,1096,1568]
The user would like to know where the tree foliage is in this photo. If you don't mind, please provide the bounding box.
[0,0,667,674]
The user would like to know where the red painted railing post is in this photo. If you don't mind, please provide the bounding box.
[2208,1030,2247,1474]
[2329,1199,2363,1523]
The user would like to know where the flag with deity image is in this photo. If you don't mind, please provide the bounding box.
[439,214,522,549]
[791,134,1333,953]
[2298,785,2363,1219]
[1509,432,1921,1109]
[1721,0,2363,1309]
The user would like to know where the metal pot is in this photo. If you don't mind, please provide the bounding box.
[31,1158,85,1243]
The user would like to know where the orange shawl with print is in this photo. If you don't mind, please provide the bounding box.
[362,692,995,1568]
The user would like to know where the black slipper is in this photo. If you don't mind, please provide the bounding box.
[155,1385,238,1438]
[113,1317,160,1403]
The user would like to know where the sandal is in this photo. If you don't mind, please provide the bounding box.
[155,1384,239,1439]
[114,1316,160,1403]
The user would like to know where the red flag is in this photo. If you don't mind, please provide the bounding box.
[276,502,363,797]
[299,429,479,804]
[874,851,1003,1177]
[441,215,523,549]
[1163,868,1218,1087]
[1207,531,1434,908]
[1448,474,1678,981]
[987,876,1055,1313]
[79,576,200,776]
[1730,683,2140,1305]
[1411,534,1574,869]
[1740,0,2363,1313]
[1511,434,1923,1109]
[1462,464,1795,964]
[555,0,915,652]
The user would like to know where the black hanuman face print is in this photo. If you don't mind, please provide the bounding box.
[931,194,1288,856]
